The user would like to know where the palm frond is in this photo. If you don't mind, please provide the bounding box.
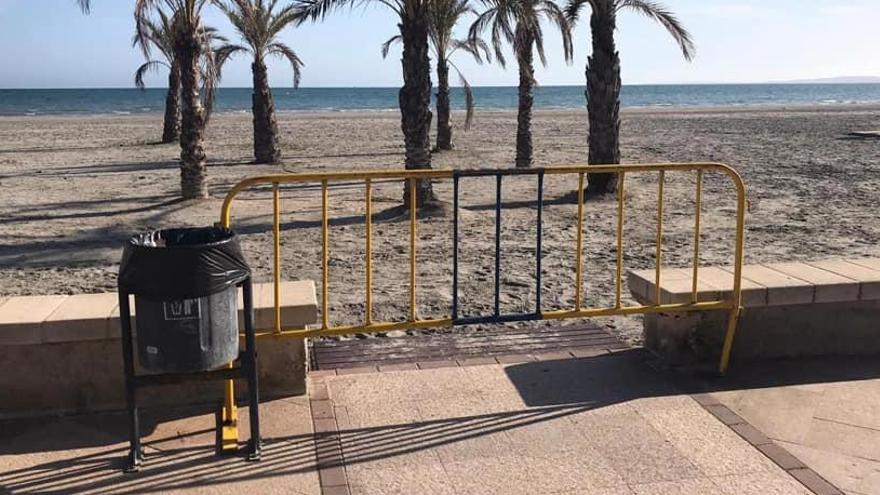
[448,60,475,130]
[292,0,362,24]
[564,0,593,22]
[450,38,489,64]
[76,0,90,13]
[214,44,249,72]
[134,60,170,90]
[267,42,305,88]
[380,35,402,58]
[618,0,695,60]
[540,0,573,63]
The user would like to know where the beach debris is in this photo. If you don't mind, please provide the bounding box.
[847,130,880,139]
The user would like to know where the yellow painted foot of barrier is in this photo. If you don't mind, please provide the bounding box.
[216,403,239,453]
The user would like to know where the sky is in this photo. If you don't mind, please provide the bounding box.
[0,0,878,88]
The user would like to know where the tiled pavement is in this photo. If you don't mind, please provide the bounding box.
[311,351,816,495]
[1,350,862,495]
[708,356,880,495]
[0,398,321,494]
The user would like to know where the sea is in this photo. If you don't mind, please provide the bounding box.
[1,84,880,116]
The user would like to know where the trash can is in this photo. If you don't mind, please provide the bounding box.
[118,227,250,373]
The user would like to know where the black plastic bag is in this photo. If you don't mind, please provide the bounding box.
[118,227,250,299]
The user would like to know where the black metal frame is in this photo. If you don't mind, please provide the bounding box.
[118,277,261,472]
[452,169,545,325]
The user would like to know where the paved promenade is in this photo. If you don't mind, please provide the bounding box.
[2,349,850,495]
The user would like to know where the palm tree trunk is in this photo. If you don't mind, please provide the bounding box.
[515,29,535,168]
[399,15,435,208]
[252,55,282,164]
[585,0,621,196]
[435,58,453,151]
[161,63,181,144]
[177,41,208,199]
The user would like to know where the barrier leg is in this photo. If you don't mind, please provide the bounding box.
[718,307,742,375]
[243,278,261,461]
[119,291,143,473]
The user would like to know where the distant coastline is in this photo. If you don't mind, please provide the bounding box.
[2,83,880,117]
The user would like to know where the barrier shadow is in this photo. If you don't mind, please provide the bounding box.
[504,350,880,409]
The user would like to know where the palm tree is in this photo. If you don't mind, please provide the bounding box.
[136,0,221,200]
[295,0,435,207]
[215,0,304,164]
[382,0,491,151]
[471,0,573,167]
[566,0,693,195]
[133,11,183,144]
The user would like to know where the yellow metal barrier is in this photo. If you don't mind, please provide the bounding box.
[218,163,747,442]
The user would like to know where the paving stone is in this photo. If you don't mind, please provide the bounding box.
[698,266,769,307]
[766,262,858,303]
[815,380,880,431]
[250,280,319,330]
[758,443,807,470]
[570,347,611,358]
[319,465,348,488]
[789,468,843,495]
[311,400,335,419]
[455,356,498,367]
[847,257,880,273]
[309,382,330,400]
[579,410,704,484]
[722,387,821,445]
[378,362,419,372]
[778,440,876,494]
[630,478,726,495]
[627,268,653,302]
[336,366,378,375]
[495,353,534,364]
[417,360,458,369]
[691,393,721,406]
[41,292,118,343]
[805,260,880,300]
[803,417,880,461]
[348,462,456,495]
[713,472,812,494]
[729,265,812,306]
[0,295,68,345]
[533,350,574,361]
[640,402,778,477]
[704,404,746,426]
[730,422,773,446]
[649,268,724,304]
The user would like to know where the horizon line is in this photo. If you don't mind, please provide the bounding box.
[3,80,880,91]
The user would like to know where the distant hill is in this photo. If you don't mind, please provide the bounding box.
[779,76,880,84]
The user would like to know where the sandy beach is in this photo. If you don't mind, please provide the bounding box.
[1,105,879,342]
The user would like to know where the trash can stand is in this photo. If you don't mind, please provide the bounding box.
[118,277,261,472]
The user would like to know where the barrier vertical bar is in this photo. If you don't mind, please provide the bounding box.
[655,171,665,305]
[321,180,329,330]
[365,179,373,325]
[535,172,544,314]
[615,172,626,308]
[272,183,281,333]
[410,178,417,321]
[494,174,502,318]
[575,173,585,310]
[692,169,703,303]
[719,169,747,374]
[452,175,460,321]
